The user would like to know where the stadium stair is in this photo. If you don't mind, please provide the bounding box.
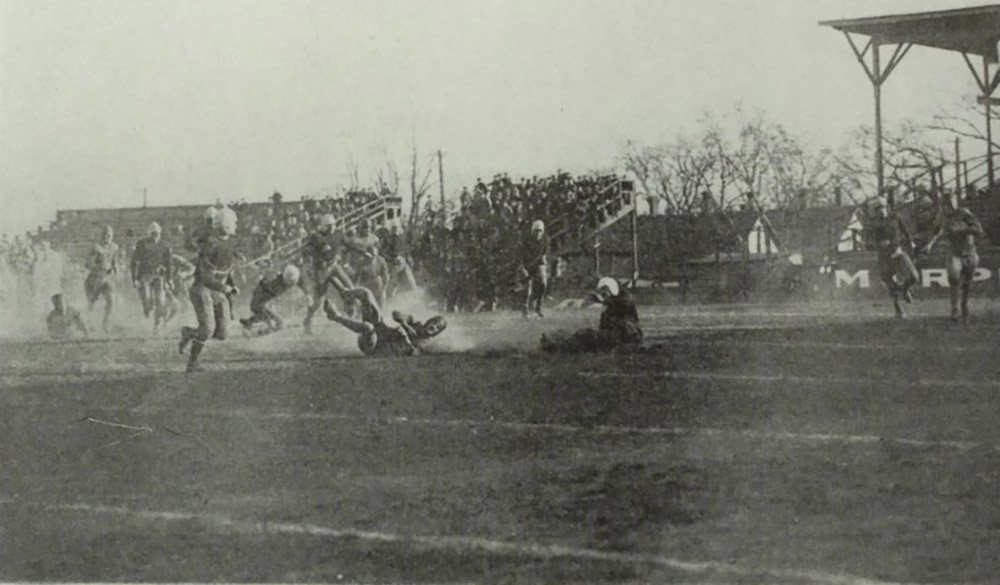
[545,179,636,255]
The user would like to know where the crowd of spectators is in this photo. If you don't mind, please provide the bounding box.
[410,172,629,312]
[236,188,384,263]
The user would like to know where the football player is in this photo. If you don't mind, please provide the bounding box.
[46,293,89,340]
[321,287,446,357]
[541,277,643,353]
[83,225,120,333]
[301,213,354,334]
[924,192,985,323]
[240,264,302,335]
[130,221,174,334]
[870,198,919,319]
[178,207,239,372]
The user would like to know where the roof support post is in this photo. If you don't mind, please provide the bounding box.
[843,33,911,208]
[962,52,998,187]
[873,41,885,206]
[987,57,995,187]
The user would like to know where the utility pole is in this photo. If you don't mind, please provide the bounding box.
[143,187,147,208]
[437,149,445,224]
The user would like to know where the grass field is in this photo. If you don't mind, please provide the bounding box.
[1,299,999,584]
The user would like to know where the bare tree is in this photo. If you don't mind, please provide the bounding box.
[927,96,1000,153]
[406,144,434,228]
[374,150,400,197]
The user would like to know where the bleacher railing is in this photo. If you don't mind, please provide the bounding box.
[545,179,635,254]
[242,196,400,270]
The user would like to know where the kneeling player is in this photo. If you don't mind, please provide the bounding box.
[541,277,643,353]
[240,264,302,335]
[321,287,446,356]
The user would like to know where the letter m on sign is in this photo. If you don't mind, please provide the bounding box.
[834,269,870,289]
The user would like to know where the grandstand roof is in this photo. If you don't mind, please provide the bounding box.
[819,5,1000,62]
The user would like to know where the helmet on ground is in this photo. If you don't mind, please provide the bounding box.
[282,264,301,284]
[320,214,337,230]
[215,207,239,236]
[147,221,162,236]
[531,219,545,232]
[357,329,378,354]
[422,315,447,338]
[595,276,620,298]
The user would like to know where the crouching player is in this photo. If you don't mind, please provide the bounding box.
[47,293,89,340]
[540,277,643,353]
[240,264,302,336]
[321,287,446,356]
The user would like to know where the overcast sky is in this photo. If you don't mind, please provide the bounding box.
[0,0,993,237]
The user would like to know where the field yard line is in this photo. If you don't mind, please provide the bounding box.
[581,370,1000,390]
[119,404,993,453]
[2,500,917,585]
[677,339,999,353]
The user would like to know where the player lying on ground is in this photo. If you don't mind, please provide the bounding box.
[924,192,984,323]
[47,293,88,340]
[240,264,302,336]
[541,277,643,353]
[321,287,446,357]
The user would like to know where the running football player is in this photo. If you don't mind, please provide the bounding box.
[130,221,174,334]
[84,225,120,333]
[870,198,919,319]
[301,213,355,334]
[924,192,985,323]
[178,207,240,372]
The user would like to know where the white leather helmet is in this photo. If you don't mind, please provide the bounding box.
[595,276,620,298]
[215,207,239,236]
[282,264,301,284]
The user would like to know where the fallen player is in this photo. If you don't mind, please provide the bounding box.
[321,288,446,356]
[540,277,643,353]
